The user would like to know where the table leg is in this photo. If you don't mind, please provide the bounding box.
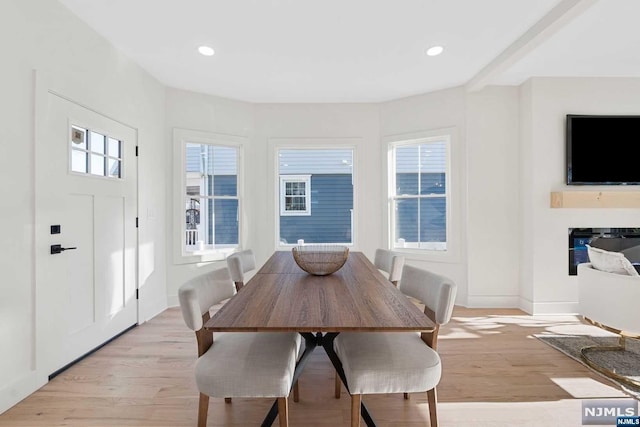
[320,333,377,427]
[260,333,318,427]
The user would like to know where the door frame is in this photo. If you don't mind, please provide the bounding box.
[33,70,140,382]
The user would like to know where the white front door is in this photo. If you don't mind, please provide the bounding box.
[36,92,138,376]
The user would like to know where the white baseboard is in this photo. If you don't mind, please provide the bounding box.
[519,297,534,314]
[519,299,579,315]
[466,295,520,308]
[0,371,46,415]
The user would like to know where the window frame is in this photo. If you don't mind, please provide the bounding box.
[279,175,312,216]
[173,128,245,264]
[386,130,455,260]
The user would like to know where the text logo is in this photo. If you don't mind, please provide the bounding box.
[582,400,638,425]
[618,416,640,426]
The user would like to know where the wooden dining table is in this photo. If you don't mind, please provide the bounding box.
[205,251,435,427]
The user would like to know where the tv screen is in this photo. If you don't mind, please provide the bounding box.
[567,115,640,185]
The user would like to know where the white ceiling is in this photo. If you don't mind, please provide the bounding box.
[494,0,640,85]
[58,0,640,103]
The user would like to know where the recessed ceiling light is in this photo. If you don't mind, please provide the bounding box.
[198,46,215,56]
[426,46,444,57]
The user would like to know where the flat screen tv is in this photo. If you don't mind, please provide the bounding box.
[567,114,640,185]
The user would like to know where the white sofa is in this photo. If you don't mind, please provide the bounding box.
[577,263,640,336]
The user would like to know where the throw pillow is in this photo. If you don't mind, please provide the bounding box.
[586,244,639,276]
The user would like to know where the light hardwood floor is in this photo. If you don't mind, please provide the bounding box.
[0,307,631,426]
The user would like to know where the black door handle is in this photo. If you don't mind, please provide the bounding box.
[51,244,78,254]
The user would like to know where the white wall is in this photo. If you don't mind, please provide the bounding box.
[520,77,640,314]
[519,81,535,309]
[0,0,166,413]
[466,87,521,307]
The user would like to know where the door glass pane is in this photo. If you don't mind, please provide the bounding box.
[108,138,121,158]
[90,131,106,154]
[90,154,105,176]
[71,150,87,173]
[107,158,121,178]
[71,126,87,150]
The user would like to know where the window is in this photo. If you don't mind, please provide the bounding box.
[278,149,353,245]
[173,128,245,265]
[389,136,449,251]
[70,125,122,179]
[280,175,311,216]
[183,142,239,254]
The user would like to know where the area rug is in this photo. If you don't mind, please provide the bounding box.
[535,329,640,399]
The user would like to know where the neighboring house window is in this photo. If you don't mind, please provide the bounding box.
[70,125,122,179]
[278,148,353,245]
[389,136,449,251]
[173,128,245,264]
[280,175,311,216]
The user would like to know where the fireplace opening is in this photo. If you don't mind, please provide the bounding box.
[568,228,640,275]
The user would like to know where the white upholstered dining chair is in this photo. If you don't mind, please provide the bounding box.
[333,249,405,395]
[226,249,302,401]
[374,248,404,286]
[226,249,256,291]
[178,267,301,427]
[333,265,457,427]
